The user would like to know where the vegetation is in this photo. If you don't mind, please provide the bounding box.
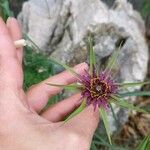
[140,0,150,18]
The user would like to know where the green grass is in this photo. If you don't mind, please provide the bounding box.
[23,44,60,106]
[23,46,55,90]
[0,0,13,21]
[140,0,150,18]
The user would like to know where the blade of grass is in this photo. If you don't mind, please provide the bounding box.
[111,95,147,113]
[64,100,86,123]
[0,1,12,16]
[46,83,83,91]
[93,140,128,150]
[94,132,114,149]
[117,81,150,88]
[23,33,42,52]
[119,91,150,97]
[99,108,112,145]
[105,49,119,72]
[0,0,13,21]
[51,58,81,78]
[110,103,119,128]
[105,45,121,76]
[91,142,97,150]
[88,36,96,76]
[137,133,150,150]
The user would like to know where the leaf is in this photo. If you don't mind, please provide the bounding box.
[137,133,150,150]
[91,142,97,150]
[111,95,147,113]
[105,47,120,74]
[46,83,83,91]
[64,100,86,123]
[119,91,150,97]
[99,108,112,144]
[51,58,81,78]
[94,140,128,150]
[105,42,123,76]
[117,81,150,88]
[0,0,13,21]
[88,36,96,76]
[23,33,42,51]
[110,103,119,128]
[94,132,114,149]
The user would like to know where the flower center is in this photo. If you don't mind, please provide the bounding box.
[96,85,102,92]
[90,77,109,99]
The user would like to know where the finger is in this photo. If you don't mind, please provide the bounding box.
[27,62,88,113]
[41,93,82,122]
[0,17,23,89]
[63,105,99,142]
[6,17,23,63]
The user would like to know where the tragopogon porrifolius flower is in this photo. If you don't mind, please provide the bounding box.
[47,37,150,144]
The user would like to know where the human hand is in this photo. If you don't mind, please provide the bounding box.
[0,17,99,150]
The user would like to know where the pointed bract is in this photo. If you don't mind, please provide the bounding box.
[99,108,112,144]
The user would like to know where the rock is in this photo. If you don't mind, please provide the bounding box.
[18,0,148,133]
[145,16,150,88]
[146,16,150,45]
[128,0,144,11]
[102,0,145,11]
[101,0,115,7]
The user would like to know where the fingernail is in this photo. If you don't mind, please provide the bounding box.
[81,62,89,70]
[6,17,16,24]
[6,17,18,28]
[78,62,88,68]
[7,17,12,22]
[6,17,12,25]
[81,62,87,65]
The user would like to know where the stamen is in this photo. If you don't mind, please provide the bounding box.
[96,85,102,91]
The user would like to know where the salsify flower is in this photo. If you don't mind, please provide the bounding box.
[80,69,118,111]
[47,37,150,144]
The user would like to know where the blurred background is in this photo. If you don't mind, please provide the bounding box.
[0,0,150,150]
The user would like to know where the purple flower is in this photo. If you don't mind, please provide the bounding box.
[79,69,118,110]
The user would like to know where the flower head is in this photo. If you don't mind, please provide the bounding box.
[80,70,118,110]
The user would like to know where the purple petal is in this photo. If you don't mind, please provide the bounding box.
[86,97,92,106]
[93,65,97,78]
[81,90,90,97]
[98,98,109,110]
[93,100,98,111]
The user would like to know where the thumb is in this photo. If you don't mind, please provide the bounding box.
[64,105,99,142]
